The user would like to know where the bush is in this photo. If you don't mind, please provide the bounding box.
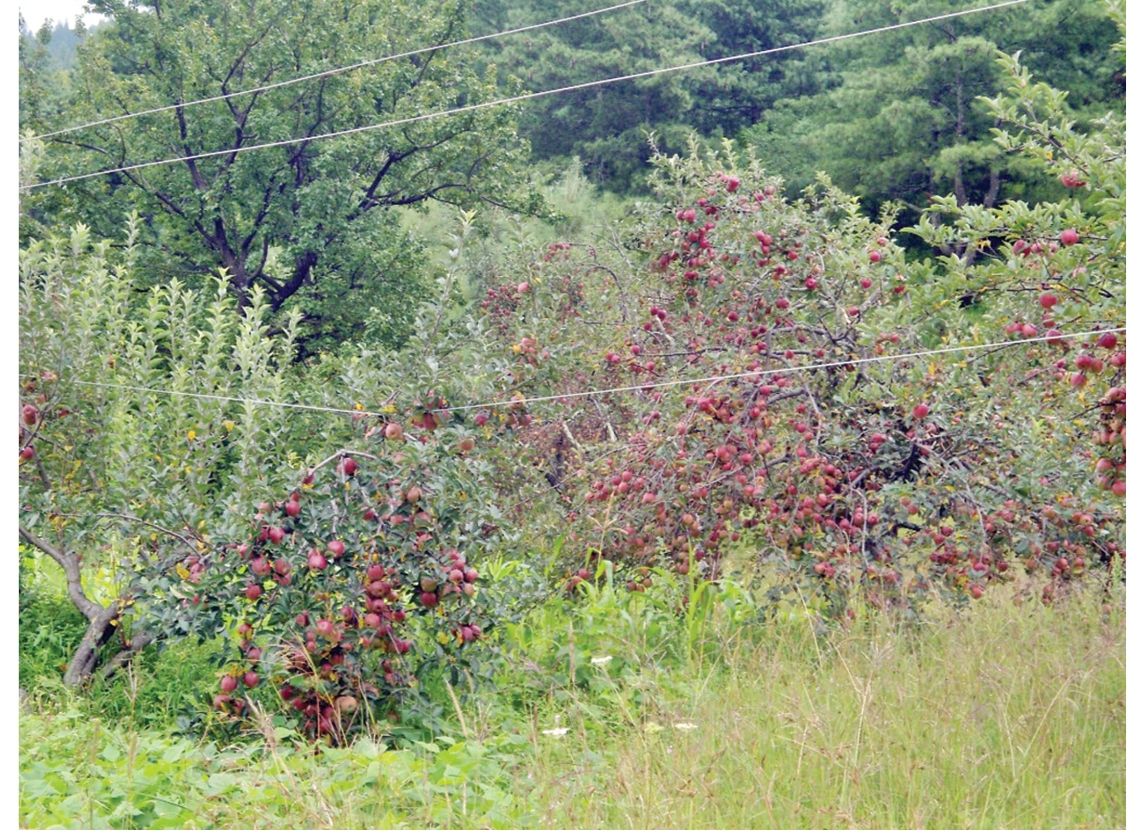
[180,419,516,742]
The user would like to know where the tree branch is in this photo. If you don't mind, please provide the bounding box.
[18,524,102,620]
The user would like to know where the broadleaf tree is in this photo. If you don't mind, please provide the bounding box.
[23,0,541,352]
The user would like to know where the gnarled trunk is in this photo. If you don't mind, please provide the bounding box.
[18,525,152,686]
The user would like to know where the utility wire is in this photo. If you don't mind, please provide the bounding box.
[22,0,648,143]
[22,0,1029,191]
[51,327,1122,420]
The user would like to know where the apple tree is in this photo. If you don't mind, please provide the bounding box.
[475,123,1122,615]
[18,217,332,685]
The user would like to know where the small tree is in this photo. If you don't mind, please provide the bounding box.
[193,419,509,742]
[18,218,324,684]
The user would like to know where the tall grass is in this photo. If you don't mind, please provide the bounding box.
[515,587,1124,828]
[20,580,1123,829]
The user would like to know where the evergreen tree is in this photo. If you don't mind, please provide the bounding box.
[743,0,1123,220]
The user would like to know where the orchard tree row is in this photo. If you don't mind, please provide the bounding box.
[19,37,1124,741]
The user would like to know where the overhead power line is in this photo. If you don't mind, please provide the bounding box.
[22,0,648,143]
[53,327,1122,420]
[22,0,1029,191]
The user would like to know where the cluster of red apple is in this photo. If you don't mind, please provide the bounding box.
[18,373,62,462]
[469,163,1123,612]
[1003,218,1127,503]
[202,414,501,740]
[19,402,40,463]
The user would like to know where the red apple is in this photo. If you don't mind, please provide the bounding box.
[1060,171,1086,188]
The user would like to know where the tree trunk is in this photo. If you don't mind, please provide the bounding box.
[982,165,1002,208]
[19,525,133,687]
[954,71,968,207]
[63,606,119,686]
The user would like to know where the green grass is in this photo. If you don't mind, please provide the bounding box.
[514,591,1125,828]
[20,580,1124,829]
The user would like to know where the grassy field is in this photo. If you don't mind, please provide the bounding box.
[19,575,1124,829]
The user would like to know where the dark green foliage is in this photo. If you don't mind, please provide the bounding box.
[484,0,828,191]
[23,0,540,352]
[743,0,1124,220]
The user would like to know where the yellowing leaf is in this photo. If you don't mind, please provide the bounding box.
[222,420,235,432]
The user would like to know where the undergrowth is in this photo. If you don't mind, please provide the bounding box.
[20,566,1125,829]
